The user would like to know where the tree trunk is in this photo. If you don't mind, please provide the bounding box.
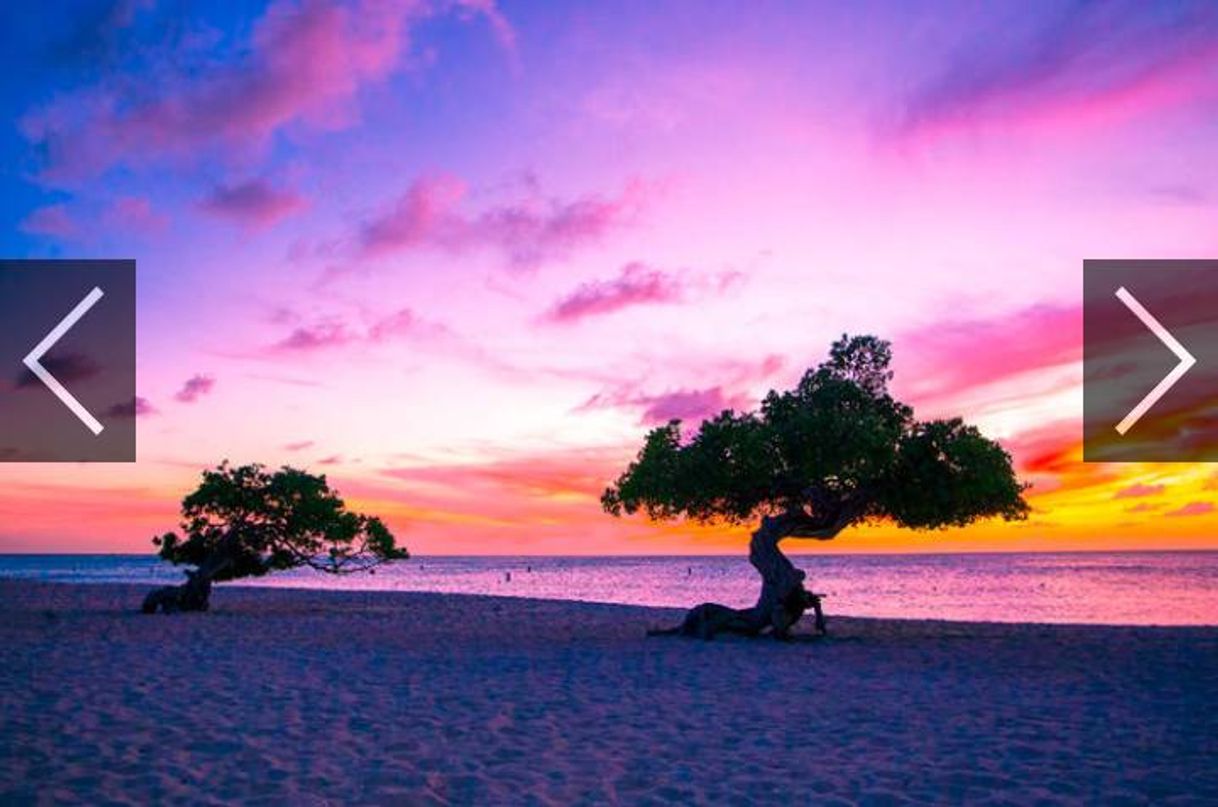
[141,539,234,614]
[648,514,828,640]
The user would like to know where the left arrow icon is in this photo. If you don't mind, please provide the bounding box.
[22,286,106,435]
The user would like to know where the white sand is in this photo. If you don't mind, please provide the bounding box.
[1,581,1216,805]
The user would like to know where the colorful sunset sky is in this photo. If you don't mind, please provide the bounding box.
[2,0,1218,555]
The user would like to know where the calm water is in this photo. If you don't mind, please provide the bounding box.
[1,552,1216,626]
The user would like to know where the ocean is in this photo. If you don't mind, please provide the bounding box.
[2,551,1216,626]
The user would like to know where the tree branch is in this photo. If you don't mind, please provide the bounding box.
[779,493,868,541]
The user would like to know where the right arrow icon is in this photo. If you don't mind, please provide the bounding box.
[1113,285,1196,436]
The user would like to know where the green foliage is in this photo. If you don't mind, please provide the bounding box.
[154,462,407,581]
[602,334,1029,535]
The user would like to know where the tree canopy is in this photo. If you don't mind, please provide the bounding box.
[602,335,1028,537]
[154,462,407,581]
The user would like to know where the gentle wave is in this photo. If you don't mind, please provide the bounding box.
[2,551,1216,626]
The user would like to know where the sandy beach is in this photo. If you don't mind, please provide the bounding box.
[2,580,1216,805]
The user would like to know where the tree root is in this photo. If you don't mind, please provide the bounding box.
[141,570,212,614]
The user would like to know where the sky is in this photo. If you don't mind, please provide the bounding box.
[1,0,1218,555]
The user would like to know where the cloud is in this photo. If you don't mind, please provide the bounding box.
[270,307,436,353]
[1114,483,1166,499]
[546,262,681,323]
[455,0,517,56]
[897,302,1080,402]
[20,204,78,240]
[104,195,168,235]
[544,262,742,324]
[578,354,786,426]
[201,179,307,229]
[14,353,99,389]
[640,388,748,424]
[104,396,156,418]
[359,175,647,271]
[22,0,513,181]
[582,385,751,426]
[361,174,467,254]
[284,440,315,451]
[1166,501,1215,517]
[897,2,1218,139]
[174,374,216,403]
[381,447,622,503]
[367,308,421,342]
[274,320,355,352]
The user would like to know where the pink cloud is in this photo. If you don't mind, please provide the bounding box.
[271,307,433,353]
[20,204,77,239]
[360,175,647,270]
[1114,483,1166,499]
[201,180,306,229]
[274,320,355,352]
[22,0,513,180]
[897,302,1080,402]
[105,195,168,234]
[367,309,421,342]
[546,262,684,323]
[1166,501,1215,518]
[284,440,315,451]
[898,5,1218,141]
[174,374,216,403]
[381,447,622,502]
[361,175,467,254]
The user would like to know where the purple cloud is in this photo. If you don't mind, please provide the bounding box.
[174,374,216,403]
[637,387,747,424]
[20,204,77,239]
[104,396,156,418]
[545,262,743,324]
[15,353,99,389]
[581,385,750,426]
[546,262,683,323]
[270,308,433,353]
[360,175,647,271]
[284,440,315,451]
[578,354,785,425]
[22,0,513,181]
[897,3,1218,138]
[105,195,168,235]
[201,180,306,229]
[273,321,355,352]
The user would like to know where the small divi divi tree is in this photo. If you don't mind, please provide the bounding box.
[602,335,1029,640]
[142,462,407,613]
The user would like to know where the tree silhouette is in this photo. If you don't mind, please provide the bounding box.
[603,335,1029,639]
[142,462,407,613]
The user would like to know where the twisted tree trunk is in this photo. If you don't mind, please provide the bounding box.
[648,512,835,640]
[141,533,236,614]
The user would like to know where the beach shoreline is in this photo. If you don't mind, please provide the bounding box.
[3,580,1216,804]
